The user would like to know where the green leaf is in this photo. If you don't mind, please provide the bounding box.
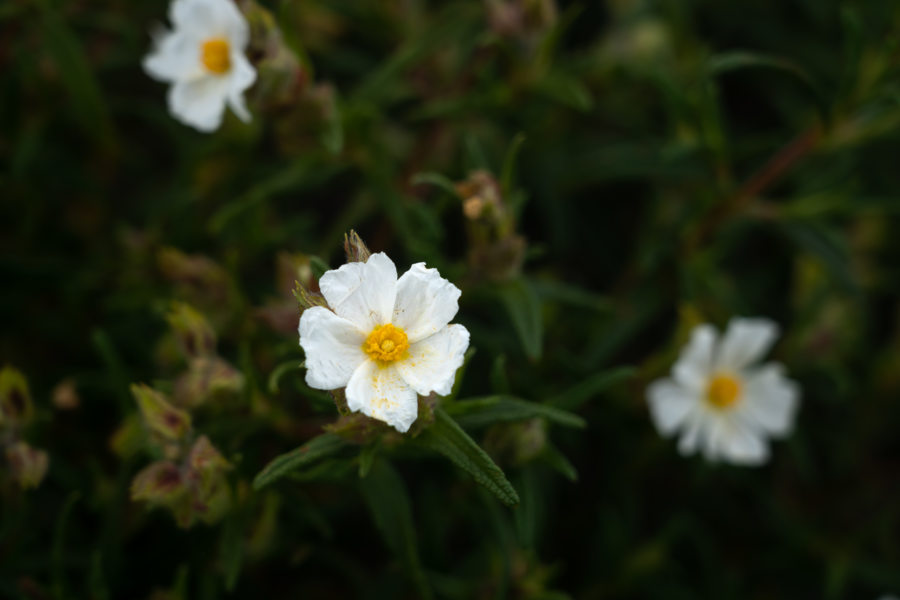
[445,396,586,429]
[220,512,244,592]
[500,133,527,196]
[410,172,460,197]
[540,443,578,482]
[267,360,302,394]
[415,409,519,506]
[52,492,80,600]
[36,0,115,150]
[546,367,637,411]
[253,433,347,490]
[707,51,828,123]
[496,278,543,360]
[359,460,432,599]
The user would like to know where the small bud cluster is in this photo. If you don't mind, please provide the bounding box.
[127,304,241,527]
[0,366,49,490]
[455,170,527,282]
[130,385,232,528]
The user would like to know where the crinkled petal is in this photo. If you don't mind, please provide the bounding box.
[167,76,229,132]
[716,317,779,371]
[736,362,800,437]
[392,263,461,343]
[226,52,256,122]
[673,324,717,391]
[647,379,697,436]
[298,306,367,390]
[319,253,398,332]
[396,324,469,397]
[346,360,418,433]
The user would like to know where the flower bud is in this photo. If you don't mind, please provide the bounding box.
[131,384,192,441]
[131,460,186,503]
[52,378,80,410]
[188,435,230,476]
[6,442,49,489]
[343,230,371,263]
[0,366,34,426]
[173,356,245,408]
[166,302,216,359]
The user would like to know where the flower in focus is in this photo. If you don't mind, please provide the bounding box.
[646,318,800,465]
[143,0,256,132]
[299,253,470,433]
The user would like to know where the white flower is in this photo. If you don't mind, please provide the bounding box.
[298,253,470,433]
[143,0,256,132]
[647,317,800,465]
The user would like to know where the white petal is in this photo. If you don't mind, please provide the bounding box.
[225,52,256,123]
[736,363,800,437]
[716,317,779,371]
[392,263,461,343]
[298,306,367,390]
[143,29,200,82]
[646,378,697,436]
[319,253,398,332]
[167,76,229,132]
[720,420,770,466]
[672,324,717,391]
[676,410,707,456]
[170,0,247,44]
[396,324,469,397]
[346,360,419,433]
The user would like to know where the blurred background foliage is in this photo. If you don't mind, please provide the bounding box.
[2,0,900,598]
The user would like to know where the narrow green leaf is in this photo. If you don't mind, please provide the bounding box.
[546,366,637,411]
[309,256,331,279]
[410,172,460,197]
[496,278,543,360]
[52,492,80,600]
[88,551,110,600]
[500,133,527,196]
[267,360,302,394]
[445,396,586,429]
[707,51,828,123]
[253,433,346,490]
[540,443,578,482]
[359,460,432,599]
[220,512,244,592]
[415,409,519,506]
[36,0,115,150]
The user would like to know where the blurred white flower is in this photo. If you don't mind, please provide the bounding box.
[299,253,470,433]
[143,0,256,132]
[647,318,800,465]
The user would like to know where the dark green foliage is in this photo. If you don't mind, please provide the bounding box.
[2,0,900,598]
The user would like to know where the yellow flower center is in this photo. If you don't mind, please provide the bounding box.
[706,374,741,410]
[363,324,409,364]
[201,38,231,74]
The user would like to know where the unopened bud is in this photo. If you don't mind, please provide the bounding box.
[131,460,186,503]
[293,281,328,312]
[173,356,245,408]
[0,366,34,425]
[343,230,372,263]
[188,435,230,475]
[166,302,216,358]
[6,442,49,489]
[52,378,80,410]
[131,384,192,440]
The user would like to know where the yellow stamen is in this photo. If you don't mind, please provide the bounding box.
[201,38,231,74]
[706,374,741,409]
[363,324,409,364]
